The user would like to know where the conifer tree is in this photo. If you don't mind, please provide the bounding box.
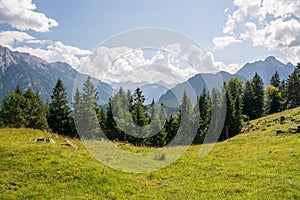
[81,76,100,139]
[176,90,196,146]
[265,85,282,114]
[1,86,27,128]
[285,64,300,109]
[24,88,48,130]
[270,71,280,87]
[243,74,264,119]
[131,87,149,145]
[48,79,71,135]
[194,88,211,144]
[252,73,264,119]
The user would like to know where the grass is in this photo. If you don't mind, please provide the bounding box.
[0,108,300,199]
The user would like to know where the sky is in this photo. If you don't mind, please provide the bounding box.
[0,0,299,84]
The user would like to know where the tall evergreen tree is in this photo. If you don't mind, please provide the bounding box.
[145,100,166,147]
[194,88,211,144]
[24,88,48,130]
[252,73,264,119]
[270,71,280,87]
[131,87,149,145]
[105,98,119,140]
[48,79,71,136]
[81,76,100,139]
[242,81,253,118]
[265,85,282,114]
[176,90,196,146]
[1,86,27,128]
[285,64,300,109]
[226,78,243,138]
[243,74,264,120]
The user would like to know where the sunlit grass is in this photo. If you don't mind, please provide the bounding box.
[0,107,300,199]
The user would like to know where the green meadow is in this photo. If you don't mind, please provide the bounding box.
[1,107,300,199]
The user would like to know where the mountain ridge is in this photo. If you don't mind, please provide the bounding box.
[0,45,295,106]
[0,45,113,104]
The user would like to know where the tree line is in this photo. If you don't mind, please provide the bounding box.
[0,64,299,146]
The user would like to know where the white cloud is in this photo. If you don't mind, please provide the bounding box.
[0,31,91,67]
[213,0,300,64]
[79,44,232,85]
[0,0,58,32]
[15,41,91,67]
[213,36,242,49]
[0,31,34,48]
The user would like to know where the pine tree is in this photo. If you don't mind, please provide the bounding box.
[81,76,100,139]
[111,87,134,142]
[105,98,119,140]
[164,114,180,145]
[270,71,280,87]
[176,90,196,146]
[23,88,48,130]
[72,88,83,137]
[285,64,300,109]
[265,85,282,114]
[131,87,149,145]
[252,73,264,119]
[145,100,166,147]
[243,74,264,120]
[48,79,71,136]
[194,88,211,144]
[1,86,27,128]
[226,78,243,138]
[242,81,253,118]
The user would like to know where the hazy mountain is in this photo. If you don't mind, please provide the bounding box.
[111,80,174,105]
[0,46,295,107]
[158,71,247,105]
[0,45,113,104]
[158,56,295,105]
[236,56,294,86]
[140,83,169,105]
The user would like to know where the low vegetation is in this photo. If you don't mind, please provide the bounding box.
[1,107,299,199]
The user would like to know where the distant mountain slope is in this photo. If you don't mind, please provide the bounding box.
[159,71,247,105]
[0,45,113,104]
[236,56,294,86]
[159,56,295,105]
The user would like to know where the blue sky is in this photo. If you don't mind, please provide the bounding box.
[0,0,299,83]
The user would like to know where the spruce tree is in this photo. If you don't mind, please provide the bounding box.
[243,74,264,119]
[285,64,300,109]
[131,87,149,145]
[270,71,280,87]
[1,86,27,128]
[252,73,264,119]
[265,85,282,114]
[194,88,211,144]
[176,90,196,146]
[81,76,100,139]
[226,78,243,138]
[48,79,71,136]
[24,88,48,130]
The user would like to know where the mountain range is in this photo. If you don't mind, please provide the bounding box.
[0,45,295,106]
[0,45,112,104]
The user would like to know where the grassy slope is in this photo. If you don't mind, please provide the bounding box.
[0,108,300,199]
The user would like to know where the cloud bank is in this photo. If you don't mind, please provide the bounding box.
[79,43,231,84]
[213,0,300,64]
[0,0,58,32]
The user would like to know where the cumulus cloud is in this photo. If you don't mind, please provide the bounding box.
[0,31,91,67]
[79,43,235,84]
[0,31,34,48]
[0,0,58,32]
[213,0,300,64]
[213,36,242,49]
